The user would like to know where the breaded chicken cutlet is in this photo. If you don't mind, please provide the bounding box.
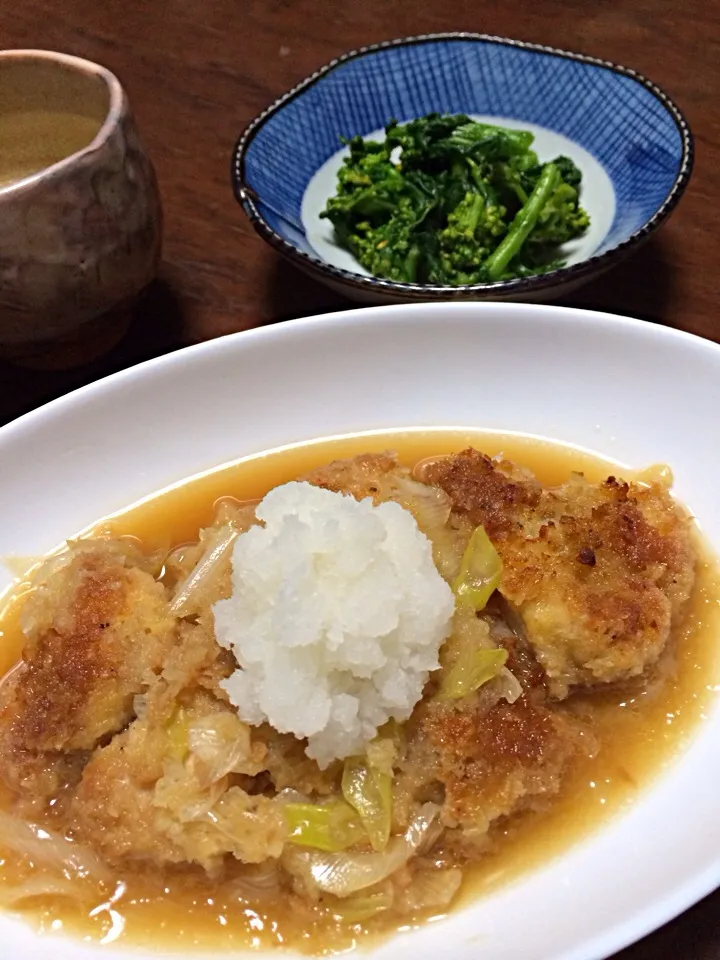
[0,542,176,807]
[0,449,697,877]
[422,449,696,697]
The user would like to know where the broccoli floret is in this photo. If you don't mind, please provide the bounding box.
[345,218,421,282]
[480,162,564,282]
[552,155,583,189]
[436,192,508,283]
[527,181,590,245]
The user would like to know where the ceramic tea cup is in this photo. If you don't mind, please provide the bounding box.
[0,49,162,368]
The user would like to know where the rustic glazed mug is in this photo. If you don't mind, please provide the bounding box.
[0,50,162,368]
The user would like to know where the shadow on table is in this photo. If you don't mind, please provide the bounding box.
[265,255,360,324]
[560,232,678,325]
[0,277,185,427]
[266,232,679,330]
[610,887,720,960]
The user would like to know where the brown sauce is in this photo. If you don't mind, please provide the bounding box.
[0,429,718,953]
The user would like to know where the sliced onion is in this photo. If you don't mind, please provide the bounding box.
[188,713,261,783]
[342,757,392,851]
[495,666,523,704]
[634,463,674,490]
[20,549,73,590]
[0,661,24,699]
[416,816,444,856]
[391,476,452,530]
[133,693,149,720]
[0,876,87,908]
[109,535,168,577]
[396,867,462,914]
[411,455,451,483]
[283,803,439,898]
[164,541,197,574]
[169,524,238,616]
[325,887,394,922]
[275,788,310,805]
[213,498,260,527]
[0,810,112,886]
[2,556,43,580]
[1,878,123,924]
[228,861,282,903]
[153,753,228,823]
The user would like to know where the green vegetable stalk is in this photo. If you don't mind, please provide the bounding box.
[481,162,561,282]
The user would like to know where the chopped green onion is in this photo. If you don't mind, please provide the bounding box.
[285,801,365,852]
[436,647,509,701]
[165,705,189,762]
[342,757,393,852]
[283,803,439,897]
[452,526,503,610]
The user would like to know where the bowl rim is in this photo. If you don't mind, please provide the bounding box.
[231,31,694,299]
[0,48,126,199]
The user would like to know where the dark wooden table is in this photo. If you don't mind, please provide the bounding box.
[1,2,719,956]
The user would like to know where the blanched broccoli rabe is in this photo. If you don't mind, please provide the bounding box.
[320,113,590,285]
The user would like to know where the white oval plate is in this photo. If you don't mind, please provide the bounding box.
[1,302,719,960]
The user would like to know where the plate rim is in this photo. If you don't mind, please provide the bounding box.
[1,302,720,960]
[1,303,717,444]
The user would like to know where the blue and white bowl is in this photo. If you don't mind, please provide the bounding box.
[232,33,693,304]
